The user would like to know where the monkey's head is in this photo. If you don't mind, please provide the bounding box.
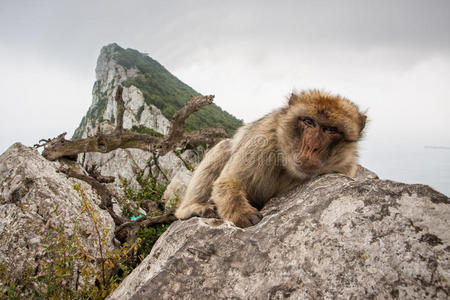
[277,90,366,179]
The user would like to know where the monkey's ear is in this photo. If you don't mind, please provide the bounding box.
[358,113,367,135]
[288,93,299,106]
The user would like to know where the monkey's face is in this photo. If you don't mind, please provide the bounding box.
[277,90,366,179]
[293,116,343,175]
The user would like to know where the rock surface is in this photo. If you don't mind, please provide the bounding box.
[161,168,193,208]
[73,44,195,190]
[0,143,115,284]
[109,167,449,299]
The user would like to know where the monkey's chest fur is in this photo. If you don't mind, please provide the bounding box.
[244,167,300,209]
[228,119,302,210]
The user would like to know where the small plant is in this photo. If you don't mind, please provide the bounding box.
[0,263,33,299]
[137,223,171,259]
[130,125,164,137]
[174,150,194,171]
[118,169,175,262]
[0,185,141,299]
[74,184,140,298]
[119,171,167,218]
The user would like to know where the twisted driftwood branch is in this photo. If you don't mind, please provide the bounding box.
[40,85,227,246]
[41,86,227,160]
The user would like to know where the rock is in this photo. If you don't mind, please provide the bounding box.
[73,44,185,191]
[109,170,449,299]
[0,143,115,286]
[161,168,193,209]
[354,164,379,181]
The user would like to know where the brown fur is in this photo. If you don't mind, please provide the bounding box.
[175,90,366,228]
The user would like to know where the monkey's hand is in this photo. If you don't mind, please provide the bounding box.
[223,206,263,228]
[175,202,218,219]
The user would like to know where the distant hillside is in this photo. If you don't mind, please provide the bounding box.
[77,43,242,138]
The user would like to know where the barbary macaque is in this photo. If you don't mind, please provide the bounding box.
[175,90,366,228]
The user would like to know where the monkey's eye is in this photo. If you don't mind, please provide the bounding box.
[324,126,339,134]
[302,117,316,127]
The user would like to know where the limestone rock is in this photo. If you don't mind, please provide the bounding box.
[73,44,184,191]
[0,143,115,285]
[109,169,449,299]
[161,168,193,209]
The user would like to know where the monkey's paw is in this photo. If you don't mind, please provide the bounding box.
[175,202,218,219]
[227,207,263,228]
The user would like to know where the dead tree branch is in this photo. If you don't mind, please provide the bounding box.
[114,85,124,134]
[115,214,177,244]
[41,86,227,160]
[86,164,115,183]
[58,162,127,226]
[58,160,176,245]
[41,86,225,245]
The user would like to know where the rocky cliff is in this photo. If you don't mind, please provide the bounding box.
[109,167,449,299]
[72,43,242,190]
[0,143,115,289]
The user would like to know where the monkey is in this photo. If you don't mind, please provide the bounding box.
[175,90,366,228]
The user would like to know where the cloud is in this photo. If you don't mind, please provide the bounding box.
[0,0,449,194]
[0,47,94,152]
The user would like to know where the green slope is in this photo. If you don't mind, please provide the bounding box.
[74,43,242,138]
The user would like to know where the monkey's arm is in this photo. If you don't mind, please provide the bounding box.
[211,174,263,228]
[210,147,267,228]
[175,139,232,219]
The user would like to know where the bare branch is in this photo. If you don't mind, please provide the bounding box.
[114,85,124,134]
[159,95,217,154]
[34,138,52,148]
[42,131,160,160]
[87,164,115,183]
[115,214,177,244]
[58,162,127,226]
[40,86,227,160]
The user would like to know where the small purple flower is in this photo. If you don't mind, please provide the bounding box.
[61,280,67,286]
[54,221,60,226]
[46,259,52,263]
[65,251,70,257]
[43,225,48,231]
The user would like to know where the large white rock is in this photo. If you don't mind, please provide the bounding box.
[109,167,450,299]
[74,44,183,191]
[0,143,115,285]
[161,168,193,208]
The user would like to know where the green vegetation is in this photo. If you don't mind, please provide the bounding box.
[116,46,242,134]
[138,224,170,258]
[73,81,109,139]
[119,169,175,263]
[130,125,164,137]
[119,173,167,218]
[113,43,243,134]
[0,175,177,299]
[0,185,140,299]
[73,43,243,139]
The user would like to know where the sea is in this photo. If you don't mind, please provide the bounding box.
[360,145,450,197]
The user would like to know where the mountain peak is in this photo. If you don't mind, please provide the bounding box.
[73,44,243,139]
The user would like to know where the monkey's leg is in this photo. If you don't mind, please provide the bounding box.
[212,178,263,228]
[175,140,231,220]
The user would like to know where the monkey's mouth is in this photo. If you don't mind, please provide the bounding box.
[295,157,323,175]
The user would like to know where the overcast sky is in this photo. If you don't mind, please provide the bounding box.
[0,0,449,194]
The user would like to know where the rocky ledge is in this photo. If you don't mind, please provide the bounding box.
[110,167,449,299]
